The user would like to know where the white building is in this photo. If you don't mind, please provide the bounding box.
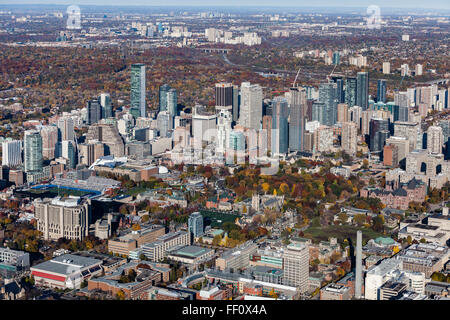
[283,242,309,293]
[1,140,22,167]
[239,82,263,131]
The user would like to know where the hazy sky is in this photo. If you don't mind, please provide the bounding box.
[3,0,450,9]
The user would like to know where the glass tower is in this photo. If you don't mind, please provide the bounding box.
[345,77,357,107]
[271,97,289,155]
[356,72,369,110]
[24,130,43,173]
[130,63,146,118]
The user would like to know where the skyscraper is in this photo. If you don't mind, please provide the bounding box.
[24,130,43,173]
[337,103,349,123]
[377,79,387,103]
[271,96,289,155]
[57,117,74,142]
[86,99,101,125]
[356,72,369,110]
[355,230,363,299]
[427,126,444,154]
[99,93,113,118]
[369,118,390,154]
[188,212,204,238]
[239,82,263,130]
[393,105,409,122]
[382,62,390,74]
[39,125,58,160]
[283,242,309,293]
[62,140,76,169]
[342,122,358,155]
[215,82,233,107]
[318,82,338,126]
[345,77,357,107]
[216,109,232,155]
[288,87,306,152]
[331,76,345,103]
[1,140,22,167]
[130,63,146,118]
[159,84,171,112]
[232,85,240,123]
[167,88,178,119]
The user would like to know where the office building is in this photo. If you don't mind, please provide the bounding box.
[215,82,233,107]
[159,84,171,112]
[1,140,22,168]
[345,77,357,107]
[61,140,76,169]
[24,130,43,173]
[283,242,309,293]
[34,197,91,241]
[192,106,217,148]
[78,142,104,167]
[318,82,338,126]
[86,123,125,157]
[355,230,363,299]
[141,231,190,262]
[216,241,258,272]
[271,97,289,155]
[288,87,306,152]
[39,125,58,160]
[167,88,178,119]
[393,105,409,122]
[188,212,204,238]
[99,93,113,118]
[356,72,369,110]
[216,109,232,155]
[86,98,101,125]
[130,63,146,118]
[239,82,263,130]
[377,79,387,103]
[369,118,390,153]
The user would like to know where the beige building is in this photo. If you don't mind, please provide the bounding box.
[34,197,91,241]
[341,122,357,155]
[108,225,166,257]
[283,242,309,293]
[86,123,125,157]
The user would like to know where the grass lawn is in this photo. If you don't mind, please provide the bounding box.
[304,224,386,244]
[199,210,241,228]
[124,187,149,196]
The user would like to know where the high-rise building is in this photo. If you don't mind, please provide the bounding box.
[39,125,58,160]
[415,64,423,76]
[85,123,125,157]
[382,62,391,75]
[232,85,240,123]
[61,140,76,169]
[345,77,357,107]
[355,230,363,299]
[86,99,101,125]
[57,117,74,142]
[78,142,104,167]
[188,212,204,238]
[283,242,309,293]
[239,82,263,130]
[34,197,91,241]
[192,106,217,149]
[331,76,345,103]
[314,126,334,153]
[318,82,338,126]
[427,126,444,154]
[377,79,387,103]
[369,118,390,153]
[337,103,349,123]
[24,130,43,173]
[215,83,233,107]
[99,93,113,118]
[393,105,409,122]
[401,64,409,77]
[342,122,357,155]
[130,63,146,118]
[167,88,178,119]
[288,87,306,152]
[216,109,232,155]
[356,72,369,110]
[157,111,172,138]
[271,97,289,155]
[1,140,22,167]
[159,84,171,112]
